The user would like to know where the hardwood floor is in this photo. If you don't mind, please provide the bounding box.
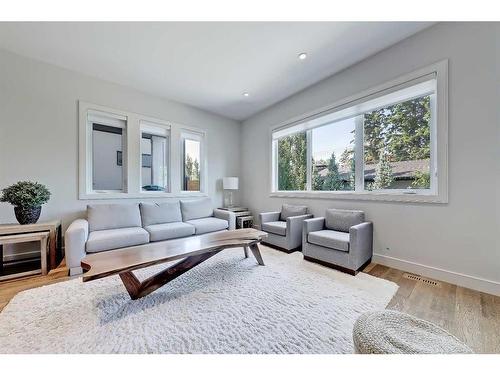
[364,263,500,354]
[0,263,70,312]
[0,260,498,353]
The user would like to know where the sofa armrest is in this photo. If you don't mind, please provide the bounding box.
[64,219,89,275]
[213,209,236,230]
[303,217,325,235]
[349,222,373,267]
[259,211,281,225]
[286,214,313,249]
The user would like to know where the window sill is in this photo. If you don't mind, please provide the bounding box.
[269,190,447,204]
[79,191,208,200]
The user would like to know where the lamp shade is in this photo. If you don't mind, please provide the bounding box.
[223,177,239,190]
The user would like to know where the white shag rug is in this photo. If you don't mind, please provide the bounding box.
[0,246,398,354]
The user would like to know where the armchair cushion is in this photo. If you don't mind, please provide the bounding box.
[308,230,350,252]
[87,203,142,232]
[325,209,365,233]
[140,201,182,226]
[86,227,149,253]
[145,222,195,242]
[185,217,228,234]
[280,204,308,221]
[180,198,213,221]
[261,221,287,236]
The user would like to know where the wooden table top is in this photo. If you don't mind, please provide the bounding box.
[0,220,61,235]
[81,228,267,282]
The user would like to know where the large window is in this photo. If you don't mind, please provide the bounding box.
[182,132,203,192]
[271,61,448,202]
[140,121,170,192]
[79,102,207,199]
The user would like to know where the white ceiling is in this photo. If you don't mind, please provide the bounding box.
[0,22,433,121]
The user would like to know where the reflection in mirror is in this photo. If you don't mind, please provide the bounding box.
[141,123,169,192]
[92,123,125,191]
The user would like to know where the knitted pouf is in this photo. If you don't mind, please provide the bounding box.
[353,310,473,354]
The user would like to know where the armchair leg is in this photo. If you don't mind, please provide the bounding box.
[243,246,249,258]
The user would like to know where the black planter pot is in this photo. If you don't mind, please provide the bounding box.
[14,206,42,225]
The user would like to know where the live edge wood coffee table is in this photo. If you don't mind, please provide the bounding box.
[81,228,267,300]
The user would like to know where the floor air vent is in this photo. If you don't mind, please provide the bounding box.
[402,273,441,287]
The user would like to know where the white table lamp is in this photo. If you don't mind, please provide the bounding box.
[223,177,239,207]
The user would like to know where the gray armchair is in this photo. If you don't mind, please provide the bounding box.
[302,209,373,275]
[259,204,313,253]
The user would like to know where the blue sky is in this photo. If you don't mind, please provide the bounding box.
[311,117,355,161]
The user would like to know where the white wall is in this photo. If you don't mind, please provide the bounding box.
[0,48,241,230]
[241,23,500,295]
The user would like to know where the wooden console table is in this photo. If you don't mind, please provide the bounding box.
[0,220,62,272]
[0,231,49,281]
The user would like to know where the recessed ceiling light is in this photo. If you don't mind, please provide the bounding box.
[298,52,308,60]
[243,92,250,97]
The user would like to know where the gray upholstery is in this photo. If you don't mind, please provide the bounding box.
[145,222,195,242]
[308,230,350,252]
[66,200,235,276]
[186,217,229,234]
[303,211,373,274]
[280,204,308,221]
[325,209,364,233]
[85,227,149,253]
[140,202,182,226]
[180,198,213,221]
[87,203,142,232]
[260,210,312,251]
[261,221,287,236]
[64,219,89,275]
[213,208,236,231]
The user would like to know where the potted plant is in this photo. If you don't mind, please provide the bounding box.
[0,181,51,224]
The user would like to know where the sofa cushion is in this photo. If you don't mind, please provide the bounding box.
[185,217,228,235]
[145,222,195,242]
[87,203,142,232]
[325,209,365,233]
[140,202,182,227]
[280,204,308,221]
[261,221,287,236]
[308,230,350,252]
[180,198,213,221]
[86,227,149,253]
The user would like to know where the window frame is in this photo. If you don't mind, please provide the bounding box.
[139,119,171,194]
[269,60,448,203]
[78,102,208,199]
[180,130,206,194]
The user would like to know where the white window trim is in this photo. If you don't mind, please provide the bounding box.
[139,118,171,194]
[269,60,448,204]
[180,129,207,194]
[78,101,208,199]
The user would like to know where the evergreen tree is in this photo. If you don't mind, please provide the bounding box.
[372,149,394,189]
[193,159,200,181]
[185,155,193,180]
[322,152,343,191]
[311,158,324,190]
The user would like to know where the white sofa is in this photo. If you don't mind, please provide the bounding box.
[65,198,235,275]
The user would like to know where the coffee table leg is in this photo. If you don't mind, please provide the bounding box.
[119,250,221,300]
[249,243,265,266]
[243,246,249,258]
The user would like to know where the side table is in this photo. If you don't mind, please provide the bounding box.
[0,220,62,271]
[218,207,253,229]
[0,231,49,281]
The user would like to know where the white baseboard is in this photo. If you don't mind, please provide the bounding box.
[373,253,500,296]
